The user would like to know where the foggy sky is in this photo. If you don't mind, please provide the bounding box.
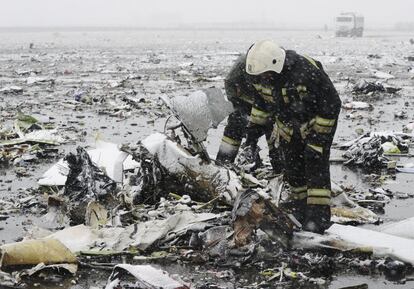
[1,0,412,28]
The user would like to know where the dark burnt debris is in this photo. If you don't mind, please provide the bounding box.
[352,80,402,95]
[64,146,118,225]
[341,133,409,169]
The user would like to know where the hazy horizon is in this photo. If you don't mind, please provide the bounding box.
[0,0,412,29]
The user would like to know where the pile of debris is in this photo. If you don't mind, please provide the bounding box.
[1,89,414,288]
[352,79,401,95]
[0,130,392,288]
[339,132,411,169]
[1,132,411,288]
[0,112,66,166]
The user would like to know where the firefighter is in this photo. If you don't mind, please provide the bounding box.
[243,40,341,233]
[216,54,283,174]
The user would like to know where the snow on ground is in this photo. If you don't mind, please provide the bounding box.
[1,28,414,288]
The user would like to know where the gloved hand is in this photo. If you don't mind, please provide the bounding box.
[303,204,332,234]
[236,144,262,172]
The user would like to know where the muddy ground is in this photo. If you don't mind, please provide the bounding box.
[0,28,414,288]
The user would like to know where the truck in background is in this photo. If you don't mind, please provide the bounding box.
[335,13,364,37]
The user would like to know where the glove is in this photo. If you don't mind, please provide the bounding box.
[236,144,262,172]
[303,204,332,234]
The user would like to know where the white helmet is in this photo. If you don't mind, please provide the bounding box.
[245,40,286,75]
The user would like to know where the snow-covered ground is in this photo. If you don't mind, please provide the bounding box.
[0,28,414,288]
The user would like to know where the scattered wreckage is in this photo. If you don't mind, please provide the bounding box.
[336,132,413,170]
[341,133,407,168]
[0,112,66,167]
[352,79,401,95]
[2,87,414,289]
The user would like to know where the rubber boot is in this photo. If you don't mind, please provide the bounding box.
[303,204,332,234]
[216,141,239,165]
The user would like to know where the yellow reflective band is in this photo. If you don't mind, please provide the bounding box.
[251,107,271,118]
[300,119,315,139]
[222,136,241,147]
[296,85,307,93]
[307,144,323,154]
[313,124,333,134]
[308,188,331,198]
[297,85,308,99]
[290,186,308,200]
[250,107,271,125]
[315,116,336,127]
[276,119,293,136]
[307,197,331,205]
[279,130,292,142]
[250,116,268,125]
[253,83,273,96]
[239,93,254,105]
[262,94,275,103]
[281,88,289,104]
[292,192,307,200]
[291,186,308,193]
[303,55,319,69]
[277,119,293,142]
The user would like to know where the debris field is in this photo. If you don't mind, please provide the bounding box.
[1,29,414,289]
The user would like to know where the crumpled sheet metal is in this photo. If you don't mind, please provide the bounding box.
[168,88,233,143]
[44,225,125,253]
[38,158,68,186]
[38,140,139,186]
[342,136,387,168]
[40,211,219,253]
[129,211,217,251]
[293,223,414,265]
[331,192,379,224]
[342,101,372,110]
[231,189,297,248]
[63,146,118,224]
[1,112,65,146]
[18,263,78,278]
[328,224,414,265]
[232,189,263,221]
[352,79,386,94]
[396,163,414,174]
[0,239,77,269]
[341,133,409,169]
[105,264,189,289]
[232,190,265,247]
[337,131,413,149]
[198,225,233,257]
[331,207,378,225]
[0,129,65,146]
[352,79,401,95]
[372,70,395,79]
[65,146,117,199]
[85,201,108,228]
[141,133,241,203]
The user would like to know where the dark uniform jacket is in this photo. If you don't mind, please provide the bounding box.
[224,54,255,115]
[225,50,341,146]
